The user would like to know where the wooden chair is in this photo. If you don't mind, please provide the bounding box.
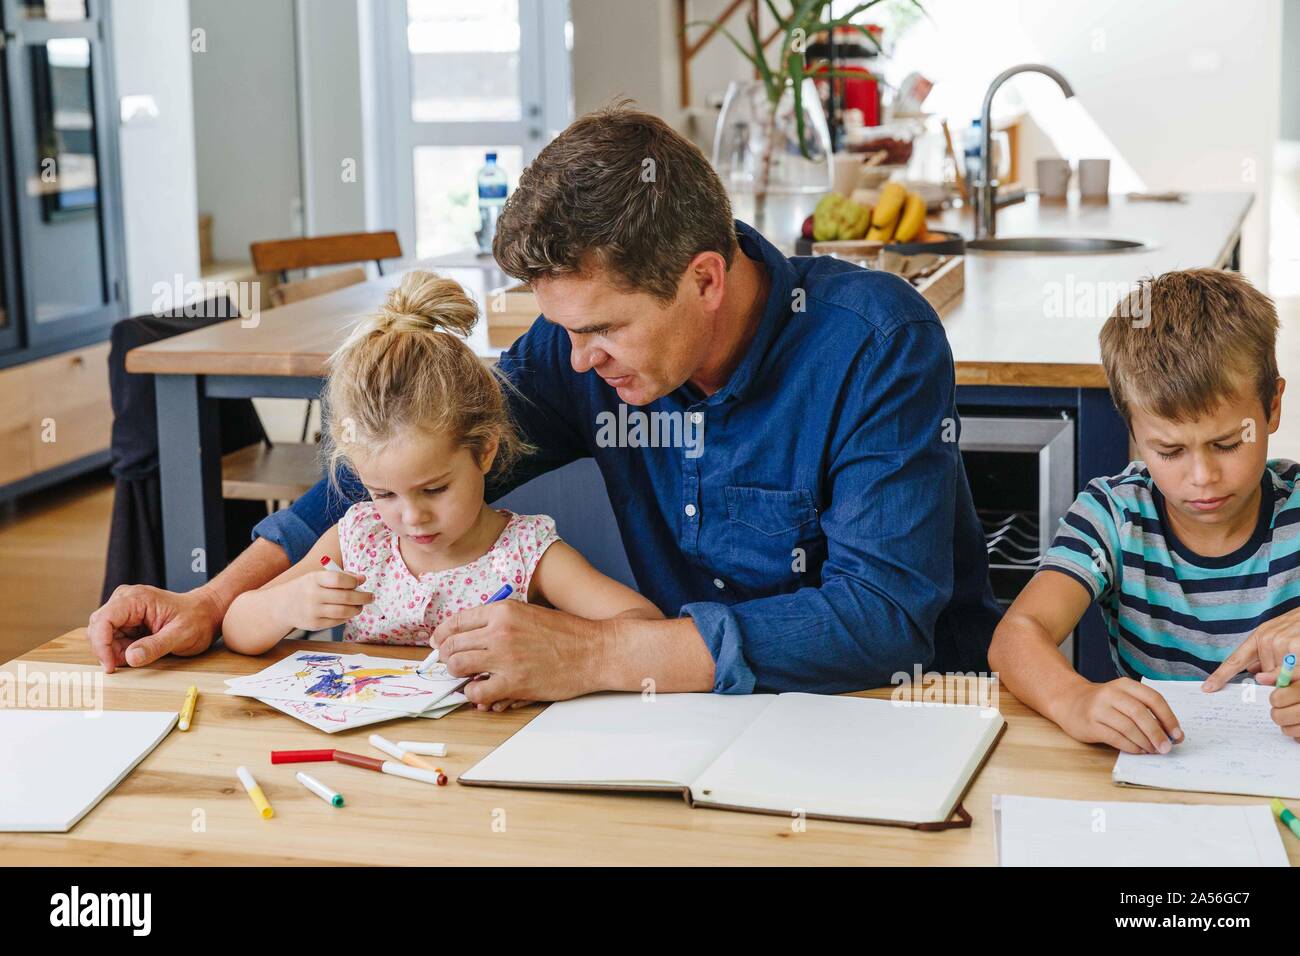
[244,232,403,494]
[249,230,402,282]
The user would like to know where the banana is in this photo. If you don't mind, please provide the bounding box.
[866,221,895,242]
[892,192,927,243]
[871,182,907,228]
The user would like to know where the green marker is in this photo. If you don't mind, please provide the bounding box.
[1272,799,1300,840]
[1278,654,1296,689]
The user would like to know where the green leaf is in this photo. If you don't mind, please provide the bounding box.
[744,15,779,102]
[761,0,788,30]
[789,55,811,160]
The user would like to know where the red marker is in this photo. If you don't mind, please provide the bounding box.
[319,555,373,593]
[271,749,336,764]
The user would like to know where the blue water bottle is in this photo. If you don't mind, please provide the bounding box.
[476,152,508,253]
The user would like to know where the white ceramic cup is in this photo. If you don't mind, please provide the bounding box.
[1077,158,1111,200]
[1036,157,1071,200]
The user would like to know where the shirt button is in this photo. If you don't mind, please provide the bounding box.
[684,503,697,518]
[713,578,725,590]
[690,411,704,424]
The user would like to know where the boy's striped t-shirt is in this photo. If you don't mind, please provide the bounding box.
[1039,459,1300,680]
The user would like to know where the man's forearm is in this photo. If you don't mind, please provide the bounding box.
[590,616,716,693]
[195,537,292,626]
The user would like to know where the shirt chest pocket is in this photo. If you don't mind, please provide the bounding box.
[721,485,823,594]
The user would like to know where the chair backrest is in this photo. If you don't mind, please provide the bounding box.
[268,266,368,309]
[249,231,402,278]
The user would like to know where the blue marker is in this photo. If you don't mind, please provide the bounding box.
[1278,654,1295,689]
[415,583,513,675]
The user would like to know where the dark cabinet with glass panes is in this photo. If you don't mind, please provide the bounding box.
[0,0,124,500]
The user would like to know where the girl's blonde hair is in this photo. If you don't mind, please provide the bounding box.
[323,270,530,488]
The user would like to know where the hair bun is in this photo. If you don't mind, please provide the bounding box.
[376,270,479,337]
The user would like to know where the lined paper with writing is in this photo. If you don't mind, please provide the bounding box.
[1113,679,1300,798]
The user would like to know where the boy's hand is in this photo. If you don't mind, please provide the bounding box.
[278,570,373,633]
[1203,611,1300,690]
[1057,677,1184,754]
[1268,683,1300,740]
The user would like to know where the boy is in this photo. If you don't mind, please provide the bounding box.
[988,268,1300,753]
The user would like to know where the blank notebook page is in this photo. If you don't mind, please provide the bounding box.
[460,692,775,787]
[0,710,178,832]
[691,693,1003,823]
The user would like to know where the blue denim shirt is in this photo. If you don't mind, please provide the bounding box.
[253,220,1001,694]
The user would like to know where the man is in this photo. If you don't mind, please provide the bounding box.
[88,105,1001,703]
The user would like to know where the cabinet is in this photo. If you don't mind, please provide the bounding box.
[0,0,125,498]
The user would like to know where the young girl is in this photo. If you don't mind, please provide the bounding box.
[222,270,662,704]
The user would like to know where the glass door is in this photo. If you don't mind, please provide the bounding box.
[3,0,124,348]
[378,0,572,259]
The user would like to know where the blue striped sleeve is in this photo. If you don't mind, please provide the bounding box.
[1038,480,1122,600]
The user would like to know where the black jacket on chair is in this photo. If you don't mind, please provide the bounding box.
[101,297,269,603]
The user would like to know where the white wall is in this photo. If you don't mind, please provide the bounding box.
[886,0,1281,283]
[190,0,303,262]
[295,0,368,237]
[111,0,201,313]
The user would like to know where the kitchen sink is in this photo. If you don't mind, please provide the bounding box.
[965,236,1148,255]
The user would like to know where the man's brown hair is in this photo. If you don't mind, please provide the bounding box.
[493,102,737,302]
[1100,268,1279,425]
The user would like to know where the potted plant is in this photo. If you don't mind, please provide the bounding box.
[691,0,921,239]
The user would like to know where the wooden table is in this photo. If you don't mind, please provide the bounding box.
[4,630,1296,866]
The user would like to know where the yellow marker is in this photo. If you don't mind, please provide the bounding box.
[236,766,273,819]
[178,685,198,731]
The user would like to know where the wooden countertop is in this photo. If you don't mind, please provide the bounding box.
[3,630,1296,866]
[127,194,1252,388]
[938,191,1253,388]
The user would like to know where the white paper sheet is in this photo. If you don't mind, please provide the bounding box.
[995,794,1288,866]
[256,693,465,733]
[1113,679,1300,798]
[0,710,177,832]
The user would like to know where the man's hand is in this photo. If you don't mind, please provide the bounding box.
[87,585,225,673]
[1203,609,1300,691]
[431,601,605,709]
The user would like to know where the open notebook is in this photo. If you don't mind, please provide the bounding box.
[1113,678,1300,799]
[460,692,1006,828]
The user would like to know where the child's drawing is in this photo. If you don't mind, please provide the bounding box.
[225,652,463,715]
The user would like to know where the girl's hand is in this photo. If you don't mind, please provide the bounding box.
[1056,677,1183,754]
[1203,610,1300,690]
[278,570,373,633]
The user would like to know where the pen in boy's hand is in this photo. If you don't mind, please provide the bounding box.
[416,583,513,676]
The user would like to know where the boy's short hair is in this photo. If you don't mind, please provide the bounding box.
[1100,268,1279,425]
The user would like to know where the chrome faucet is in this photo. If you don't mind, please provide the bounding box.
[975,64,1075,238]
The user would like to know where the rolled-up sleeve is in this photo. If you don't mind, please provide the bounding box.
[252,466,366,565]
[681,320,959,694]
